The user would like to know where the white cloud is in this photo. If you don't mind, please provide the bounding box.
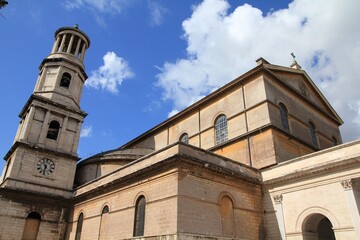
[168,109,179,118]
[156,0,360,142]
[143,100,161,113]
[147,0,168,26]
[80,125,93,138]
[64,0,131,26]
[64,0,126,14]
[86,52,134,93]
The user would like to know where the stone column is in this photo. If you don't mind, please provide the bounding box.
[20,106,36,141]
[75,39,82,58]
[57,116,68,150]
[38,110,51,146]
[80,43,86,62]
[52,35,61,53]
[341,179,360,239]
[59,34,67,53]
[67,35,74,54]
[273,194,286,240]
[72,121,82,154]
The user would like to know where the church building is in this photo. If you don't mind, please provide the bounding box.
[1,26,359,240]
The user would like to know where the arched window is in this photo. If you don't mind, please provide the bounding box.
[220,196,235,237]
[309,122,318,147]
[46,120,60,140]
[180,133,189,144]
[22,211,41,240]
[133,196,146,237]
[99,206,109,240]
[75,213,84,240]
[279,103,289,130]
[102,205,109,214]
[215,115,228,145]
[332,137,337,146]
[60,72,71,88]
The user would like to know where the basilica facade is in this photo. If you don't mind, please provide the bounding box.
[1,26,359,240]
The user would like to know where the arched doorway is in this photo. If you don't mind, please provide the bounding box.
[22,211,41,240]
[302,213,336,240]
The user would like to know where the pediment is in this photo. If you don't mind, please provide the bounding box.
[264,64,343,125]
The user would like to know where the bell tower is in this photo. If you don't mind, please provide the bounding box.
[0,25,90,198]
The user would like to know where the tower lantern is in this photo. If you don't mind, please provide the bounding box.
[51,24,90,65]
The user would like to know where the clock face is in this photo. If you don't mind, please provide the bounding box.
[37,158,55,175]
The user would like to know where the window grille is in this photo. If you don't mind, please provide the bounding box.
[279,103,289,130]
[215,115,228,145]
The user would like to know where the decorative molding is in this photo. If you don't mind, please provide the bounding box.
[341,179,353,190]
[273,194,283,204]
[263,157,360,186]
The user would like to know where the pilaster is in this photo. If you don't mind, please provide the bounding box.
[341,179,360,239]
[273,194,286,240]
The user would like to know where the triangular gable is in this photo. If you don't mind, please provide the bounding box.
[263,63,343,125]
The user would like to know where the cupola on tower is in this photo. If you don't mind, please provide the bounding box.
[1,25,90,198]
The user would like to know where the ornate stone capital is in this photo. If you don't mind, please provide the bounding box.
[273,194,283,204]
[341,179,353,190]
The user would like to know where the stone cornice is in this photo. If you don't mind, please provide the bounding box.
[0,185,71,205]
[73,143,261,202]
[73,154,261,203]
[263,155,360,186]
[55,26,91,48]
[18,94,87,119]
[3,141,80,161]
[39,57,88,79]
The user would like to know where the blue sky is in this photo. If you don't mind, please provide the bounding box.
[1,0,360,172]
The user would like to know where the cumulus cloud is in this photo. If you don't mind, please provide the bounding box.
[80,125,93,138]
[86,52,134,93]
[147,0,168,26]
[156,0,360,141]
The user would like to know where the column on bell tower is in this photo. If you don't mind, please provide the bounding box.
[50,24,89,63]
